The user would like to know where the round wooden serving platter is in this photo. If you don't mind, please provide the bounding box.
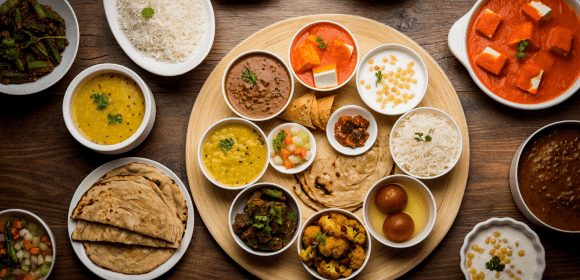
[186,14,470,280]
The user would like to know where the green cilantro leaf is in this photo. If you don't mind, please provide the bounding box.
[485,255,505,272]
[106,113,123,124]
[141,7,154,19]
[269,206,283,225]
[272,130,287,153]
[91,93,109,111]
[2,48,18,61]
[414,128,434,142]
[316,35,326,49]
[312,232,327,248]
[1,38,16,47]
[515,40,530,59]
[218,138,234,152]
[375,70,382,86]
[241,67,257,84]
[316,35,323,43]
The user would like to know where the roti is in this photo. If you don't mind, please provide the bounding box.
[83,242,175,274]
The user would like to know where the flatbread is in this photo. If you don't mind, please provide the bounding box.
[71,179,182,243]
[279,93,316,129]
[317,95,335,130]
[310,94,322,129]
[83,242,175,274]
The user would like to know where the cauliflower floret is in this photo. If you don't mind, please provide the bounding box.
[318,236,350,258]
[299,245,317,266]
[318,213,347,237]
[348,244,366,269]
[342,219,366,245]
[316,259,347,279]
[302,225,322,247]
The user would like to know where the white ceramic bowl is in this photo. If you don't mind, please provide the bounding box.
[297,208,371,280]
[228,182,302,257]
[326,105,378,156]
[509,120,580,233]
[390,107,463,179]
[103,0,215,76]
[356,44,428,115]
[287,20,360,92]
[459,217,546,280]
[0,209,56,280]
[363,175,436,248]
[62,63,156,155]
[448,0,580,110]
[197,118,270,190]
[0,0,79,95]
[221,50,294,121]
[266,123,317,174]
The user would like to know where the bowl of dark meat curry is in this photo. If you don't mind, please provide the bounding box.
[510,120,580,233]
[0,0,79,95]
[222,50,294,121]
[229,183,302,256]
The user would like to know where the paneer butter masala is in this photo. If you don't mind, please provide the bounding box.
[467,0,580,104]
[290,22,357,89]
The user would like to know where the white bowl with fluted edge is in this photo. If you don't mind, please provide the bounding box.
[62,63,156,155]
[326,105,378,156]
[266,122,317,174]
[459,217,545,280]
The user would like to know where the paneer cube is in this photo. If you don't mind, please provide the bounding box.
[517,64,544,94]
[292,40,321,73]
[522,1,552,24]
[475,9,503,39]
[313,64,338,88]
[332,39,354,61]
[509,22,540,50]
[549,26,575,57]
[475,47,508,75]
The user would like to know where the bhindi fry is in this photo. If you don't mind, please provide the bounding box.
[0,0,67,84]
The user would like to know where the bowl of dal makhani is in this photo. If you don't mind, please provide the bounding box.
[63,63,155,154]
[198,118,270,190]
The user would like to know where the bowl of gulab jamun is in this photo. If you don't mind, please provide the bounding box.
[363,175,436,248]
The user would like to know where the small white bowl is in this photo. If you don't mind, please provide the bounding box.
[197,118,270,190]
[356,44,428,115]
[390,107,462,179]
[228,182,302,257]
[62,63,156,155]
[459,218,546,280]
[0,209,56,280]
[297,208,371,280]
[287,20,360,92]
[509,120,580,233]
[266,123,317,174]
[326,105,378,156]
[221,50,294,121]
[363,175,436,248]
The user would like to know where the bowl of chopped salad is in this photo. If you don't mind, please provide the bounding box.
[267,123,317,174]
[0,209,55,280]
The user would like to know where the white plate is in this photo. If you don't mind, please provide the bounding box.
[266,122,317,174]
[0,0,80,95]
[103,0,215,76]
[67,157,195,280]
[325,105,378,156]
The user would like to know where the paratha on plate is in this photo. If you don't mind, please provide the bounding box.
[83,242,175,274]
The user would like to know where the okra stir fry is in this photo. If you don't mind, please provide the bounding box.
[0,0,68,84]
[0,216,53,280]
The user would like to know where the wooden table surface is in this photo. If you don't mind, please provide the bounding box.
[1,0,579,279]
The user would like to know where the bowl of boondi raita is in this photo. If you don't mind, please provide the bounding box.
[63,63,156,154]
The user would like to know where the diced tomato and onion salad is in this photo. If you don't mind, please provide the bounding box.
[0,216,53,280]
[271,126,313,169]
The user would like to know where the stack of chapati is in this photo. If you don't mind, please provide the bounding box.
[70,163,187,275]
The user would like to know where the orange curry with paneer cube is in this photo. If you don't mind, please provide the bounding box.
[290,22,357,89]
[475,47,508,75]
[467,0,580,104]
[475,9,502,39]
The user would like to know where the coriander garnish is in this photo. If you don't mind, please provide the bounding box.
[141,7,154,19]
[218,138,234,152]
[312,232,327,248]
[375,70,382,86]
[241,67,257,84]
[91,93,109,111]
[272,130,287,153]
[515,39,530,59]
[316,35,327,49]
[414,128,433,142]
[485,255,505,272]
[107,113,123,124]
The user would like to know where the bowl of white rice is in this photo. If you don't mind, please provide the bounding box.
[390,107,462,179]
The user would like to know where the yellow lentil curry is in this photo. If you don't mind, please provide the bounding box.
[72,73,145,145]
[202,124,268,187]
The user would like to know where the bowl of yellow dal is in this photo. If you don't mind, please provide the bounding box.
[63,63,156,154]
[198,118,270,190]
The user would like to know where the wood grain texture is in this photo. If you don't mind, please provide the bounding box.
[1,0,580,279]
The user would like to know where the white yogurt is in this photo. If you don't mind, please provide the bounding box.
[357,46,427,115]
[465,225,541,280]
